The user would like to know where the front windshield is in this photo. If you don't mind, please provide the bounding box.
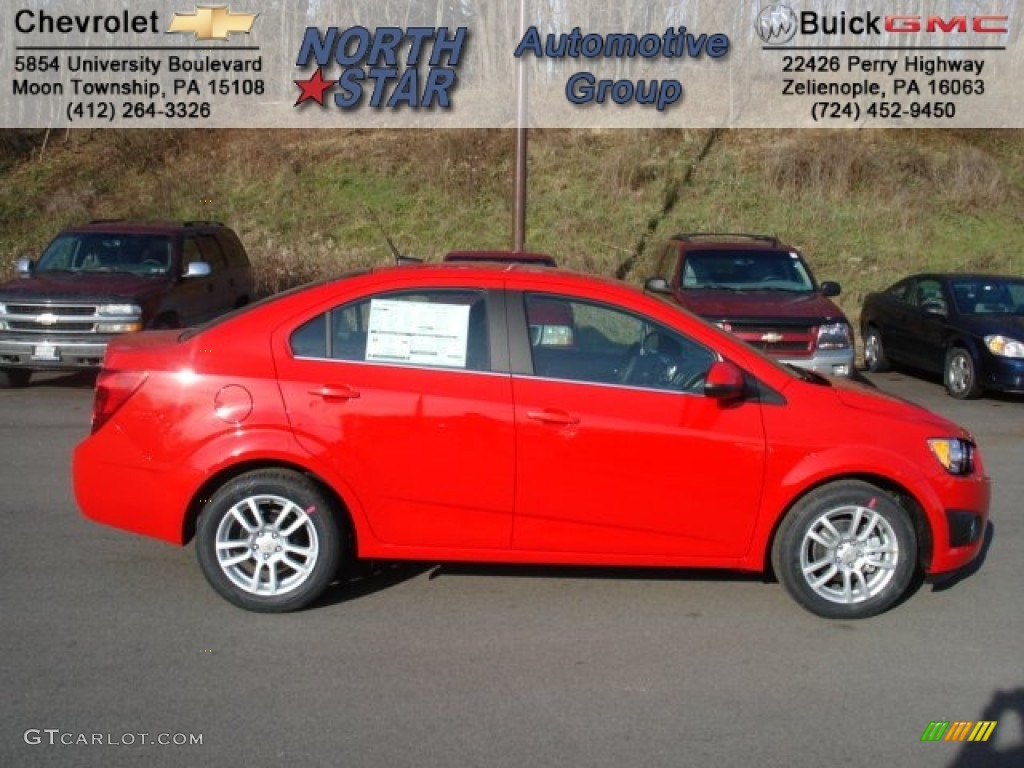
[36,233,172,276]
[950,277,1024,315]
[681,249,815,293]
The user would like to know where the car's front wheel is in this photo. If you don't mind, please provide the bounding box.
[944,347,983,400]
[772,481,917,619]
[862,326,889,372]
[196,469,342,612]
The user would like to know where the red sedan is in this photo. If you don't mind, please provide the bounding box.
[73,263,990,618]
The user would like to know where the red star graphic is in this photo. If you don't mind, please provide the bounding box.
[294,68,333,106]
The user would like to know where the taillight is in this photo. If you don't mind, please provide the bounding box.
[91,370,147,433]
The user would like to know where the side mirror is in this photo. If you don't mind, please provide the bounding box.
[15,256,34,276]
[921,299,947,317]
[820,281,841,297]
[704,360,746,402]
[645,277,672,294]
[183,261,211,278]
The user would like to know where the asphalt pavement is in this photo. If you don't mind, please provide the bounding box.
[1,368,1021,768]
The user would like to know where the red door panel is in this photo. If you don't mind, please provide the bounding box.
[512,377,766,559]
[275,360,516,549]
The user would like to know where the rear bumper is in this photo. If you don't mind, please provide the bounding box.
[73,425,198,545]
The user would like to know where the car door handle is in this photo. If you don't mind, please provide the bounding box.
[309,386,361,401]
[526,409,580,426]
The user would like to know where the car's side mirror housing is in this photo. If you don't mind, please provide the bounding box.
[645,277,672,295]
[921,299,948,317]
[704,360,746,402]
[820,281,841,297]
[183,261,212,278]
[15,256,34,276]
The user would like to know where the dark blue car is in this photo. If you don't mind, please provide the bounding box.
[860,273,1024,399]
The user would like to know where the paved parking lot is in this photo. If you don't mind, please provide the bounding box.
[1,369,1021,768]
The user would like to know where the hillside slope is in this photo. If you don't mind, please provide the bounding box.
[1,128,1021,326]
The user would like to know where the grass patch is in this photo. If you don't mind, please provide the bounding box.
[1,128,1021,327]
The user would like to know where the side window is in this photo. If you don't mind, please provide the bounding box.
[524,293,715,392]
[290,290,490,371]
[182,238,204,273]
[196,235,227,271]
[887,280,911,303]
[216,230,250,268]
[911,278,947,313]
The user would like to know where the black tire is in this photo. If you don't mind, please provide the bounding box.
[862,326,889,373]
[0,368,32,388]
[944,347,983,400]
[771,480,918,619]
[196,469,342,612]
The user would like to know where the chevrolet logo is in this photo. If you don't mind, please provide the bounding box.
[37,313,59,326]
[761,332,784,343]
[168,5,257,40]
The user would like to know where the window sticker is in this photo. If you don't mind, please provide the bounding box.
[365,299,471,368]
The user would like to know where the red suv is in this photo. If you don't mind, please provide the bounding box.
[0,219,253,387]
[73,263,989,618]
[649,233,855,377]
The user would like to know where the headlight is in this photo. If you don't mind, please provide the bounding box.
[928,438,974,475]
[96,304,142,317]
[96,322,144,333]
[985,335,1024,359]
[816,322,852,350]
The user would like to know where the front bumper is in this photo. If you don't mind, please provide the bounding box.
[778,347,855,378]
[982,355,1024,393]
[0,335,113,369]
[927,471,991,574]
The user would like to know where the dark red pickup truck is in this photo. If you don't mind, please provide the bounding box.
[0,220,253,387]
[646,233,855,377]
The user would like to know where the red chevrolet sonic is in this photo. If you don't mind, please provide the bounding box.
[73,263,990,618]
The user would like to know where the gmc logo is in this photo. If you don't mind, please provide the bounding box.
[885,15,1008,33]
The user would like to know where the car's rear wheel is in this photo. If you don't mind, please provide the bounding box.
[944,347,983,400]
[196,469,342,612]
[862,327,889,372]
[772,481,917,619]
[0,368,32,388]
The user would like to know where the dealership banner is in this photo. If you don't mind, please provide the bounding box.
[2,0,1020,128]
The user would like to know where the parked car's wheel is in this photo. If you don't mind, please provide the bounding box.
[862,326,889,372]
[772,481,917,619]
[196,469,342,612]
[0,368,32,388]
[944,347,983,400]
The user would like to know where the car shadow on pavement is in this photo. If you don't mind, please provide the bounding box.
[424,562,764,586]
[928,520,994,593]
[23,370,98,389]
[314,560,435,607]
[308,561,764,610]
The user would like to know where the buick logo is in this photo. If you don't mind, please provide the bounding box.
[37,312,58,326]
[756,4,799,45]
